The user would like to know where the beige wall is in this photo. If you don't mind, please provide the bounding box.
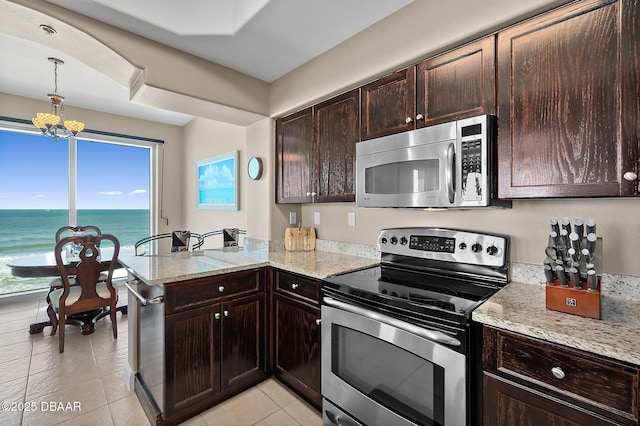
[182,118,248,247]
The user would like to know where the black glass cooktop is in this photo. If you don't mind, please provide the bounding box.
[323,264,500,318]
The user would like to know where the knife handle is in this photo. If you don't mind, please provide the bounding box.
[550,231,560,248]
[574,218,584,240]
[586,233,597,256]
[560,229,570,250]
[567,248,580,263]
[569,232,581,253]
[587,269,597,292]
[556,265,568,287]
[544,264,555,284]
[581,248,592,265]
[561,217,571,234]
[569,267,581,289]
[586,218,596,235]
[550,217,560,235]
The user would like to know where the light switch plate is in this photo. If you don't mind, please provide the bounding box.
[348,212,356,227]
[289,212,297,225]
[314,212,320,225]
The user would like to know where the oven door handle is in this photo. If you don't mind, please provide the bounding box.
[323,297,461,347]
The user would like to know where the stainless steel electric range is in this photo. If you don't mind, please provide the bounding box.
[321,227,510,426]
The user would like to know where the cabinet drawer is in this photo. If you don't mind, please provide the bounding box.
[274,270,320,305]
[165,268,263,314]
[484,327,640,425]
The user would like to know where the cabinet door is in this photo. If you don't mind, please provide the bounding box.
[276,107,314,203]
[314,89,359,202]
[221,293,265,390]
[361,67,416,140]
[416,36,496,128]
[165,304,221,418]
[274,293,321,409]
[497,0,639,198]
[483,373,617,426]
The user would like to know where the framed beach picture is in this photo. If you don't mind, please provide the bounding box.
[197,151,238,210]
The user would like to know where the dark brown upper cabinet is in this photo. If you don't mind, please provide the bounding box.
[276,89,359,204]
[314,89,359,202]
[360,36,496,141]
[361,68,416,140]
[416,35,496,128]
[497,0,640,198]
[276,108,314,203]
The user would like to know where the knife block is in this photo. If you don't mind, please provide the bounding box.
[544,235,602,320]
[545,277,601,319]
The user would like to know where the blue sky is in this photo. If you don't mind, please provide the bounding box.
[0,130,150,209]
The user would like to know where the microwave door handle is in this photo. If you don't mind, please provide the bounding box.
[323,296,461,347]
[446,143,456,204]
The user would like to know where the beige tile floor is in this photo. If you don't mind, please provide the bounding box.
[0,289,322,426]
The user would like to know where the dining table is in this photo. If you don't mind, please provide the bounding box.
[6,248,131,335]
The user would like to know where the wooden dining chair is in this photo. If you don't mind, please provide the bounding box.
[47,233,120,353]
[49,225,107,289]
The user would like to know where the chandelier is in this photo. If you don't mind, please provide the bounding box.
[32,57,85,139]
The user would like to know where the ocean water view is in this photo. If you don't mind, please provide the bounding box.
[0,209,149,295]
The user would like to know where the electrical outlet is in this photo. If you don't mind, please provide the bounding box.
[314,212,320,225]
[289,211,297,225]
[348,212,356,227]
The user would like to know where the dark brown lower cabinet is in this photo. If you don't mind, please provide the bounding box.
[484,373,618,426]
[482,325,640,425]
[272,270,322,410]
[274,293,321,409]
[137,269,268,426]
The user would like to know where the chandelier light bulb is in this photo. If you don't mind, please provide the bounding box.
[31,57,85,139]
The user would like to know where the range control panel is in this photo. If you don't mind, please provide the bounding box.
[378,227,508,267]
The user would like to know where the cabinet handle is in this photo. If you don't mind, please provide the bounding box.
[405,116,413,124]
[623,171,638,181]
[305,192,317,197]
[215,312,221,320]
[218,286,225,293]
[315,318,321,326]
[551,367,565,379]
[416,114,424,121]
[291,283,299,290]
[224,310,229,317]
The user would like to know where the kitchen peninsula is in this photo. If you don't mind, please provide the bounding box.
[118,244,378,426]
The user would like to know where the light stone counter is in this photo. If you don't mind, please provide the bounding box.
[473,281,640,366]
[118,248,379,286]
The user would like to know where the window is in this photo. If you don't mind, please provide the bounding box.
[0,119,160,297]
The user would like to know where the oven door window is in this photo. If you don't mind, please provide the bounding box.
[332,324,444,426]
[364,159,439,194]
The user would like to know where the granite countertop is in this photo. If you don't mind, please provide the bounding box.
[473,281,640,366]
[118,248,379,286]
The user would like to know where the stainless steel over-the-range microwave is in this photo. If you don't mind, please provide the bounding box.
[356,115,511,209]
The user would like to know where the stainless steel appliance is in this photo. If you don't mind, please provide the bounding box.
[355,115,510,209]
[321,227,510,426]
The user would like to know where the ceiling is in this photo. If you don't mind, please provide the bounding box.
[0,0,413,126]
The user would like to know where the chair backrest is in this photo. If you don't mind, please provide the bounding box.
[55,225,102,242]
[54,233,120,313]
[134,231,202,255]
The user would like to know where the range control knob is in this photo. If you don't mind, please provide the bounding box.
[459,242,467,250]
[390,236,398,245]
[380,237,388,245]
[399,236,408,245]
[471,243,483,253]
[486,245,499,256]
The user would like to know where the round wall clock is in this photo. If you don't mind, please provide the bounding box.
[247,157,263,180]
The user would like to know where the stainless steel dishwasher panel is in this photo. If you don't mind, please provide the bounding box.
[136,281,165,412]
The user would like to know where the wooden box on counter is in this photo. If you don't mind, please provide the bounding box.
[546,278,601,319]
